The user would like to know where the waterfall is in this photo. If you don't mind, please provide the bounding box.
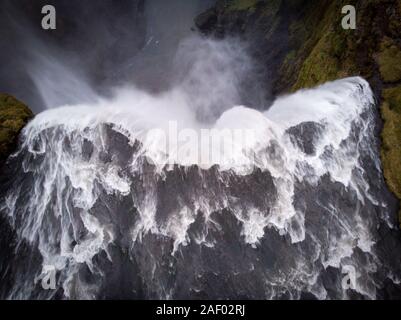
[1,73,400,299]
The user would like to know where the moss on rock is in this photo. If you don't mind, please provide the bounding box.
[0,94,33,166]
[381,85,401,222]
[384,86,401,112]
[378,38,401,83]
[288,0,384,91]
[292,28,346,90]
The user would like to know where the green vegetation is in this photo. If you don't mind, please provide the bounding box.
[384,86,401,113]
[289,1,346,90]
[378,38,401,83]
[274,0,371,92]
[287,0,377,91]
[382,85,401,221]
[0,94,33,165]
[292,30,346,90]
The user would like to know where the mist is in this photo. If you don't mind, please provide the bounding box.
[0,0,237,114]
[0,0,273,169]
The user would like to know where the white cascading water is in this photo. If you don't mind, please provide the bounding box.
[0,37,400,300]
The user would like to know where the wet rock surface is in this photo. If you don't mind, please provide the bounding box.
[0,113,400,299]
[287,122,325,155]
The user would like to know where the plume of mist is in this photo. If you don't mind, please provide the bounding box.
[0,0,266,124]
[29,33,255,124]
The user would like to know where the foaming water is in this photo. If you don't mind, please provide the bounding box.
[1,76,400,299]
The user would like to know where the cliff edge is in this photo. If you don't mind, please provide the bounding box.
[0,94,33,167]
[196,0,401,224]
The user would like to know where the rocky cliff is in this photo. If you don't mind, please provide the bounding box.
[0,94,33,167]
[196,0,401,224]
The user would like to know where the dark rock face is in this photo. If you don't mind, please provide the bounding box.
[196,0,293,107]
[194,8,218,34]
[0,100,401,299]
[287,122,325,155]
[195,0,314,96]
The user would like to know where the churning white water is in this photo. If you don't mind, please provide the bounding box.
[1,35,400,300]
[2,74,400,299]
[18,76,376,234]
